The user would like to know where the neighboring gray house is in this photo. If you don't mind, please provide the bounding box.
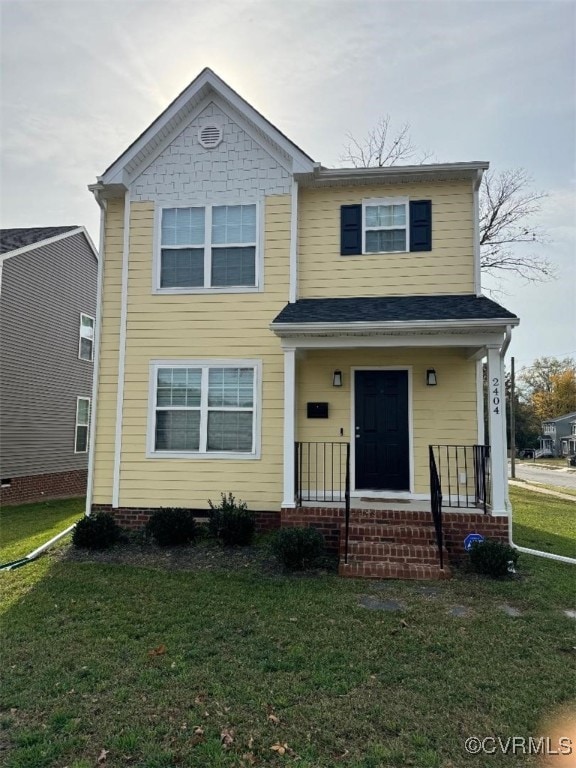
[539,411,576,457]
[0,227,98,505]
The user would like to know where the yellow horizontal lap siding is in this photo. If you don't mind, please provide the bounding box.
[94,195,292,511]
[296,348,478,495]
[92,197,125,503]
[298,181,475,298]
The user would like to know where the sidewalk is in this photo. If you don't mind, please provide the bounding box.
[509,479,576,502]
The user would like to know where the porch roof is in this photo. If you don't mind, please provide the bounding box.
[273,294,517,326]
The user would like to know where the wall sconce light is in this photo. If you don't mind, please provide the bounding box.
[426,369,437,386]
[332,370,343,387]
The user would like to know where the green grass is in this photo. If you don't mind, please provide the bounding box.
[0,491,575,767]
[511,486,576,560]
[0,497,84,563]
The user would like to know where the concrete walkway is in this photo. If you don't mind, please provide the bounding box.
[509,479,576,502]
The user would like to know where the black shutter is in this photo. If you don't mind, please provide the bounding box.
[340,204,362,255]
[409,200,432,252]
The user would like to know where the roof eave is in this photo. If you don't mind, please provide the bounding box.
[294,161,490,188]
[270,317,519,337]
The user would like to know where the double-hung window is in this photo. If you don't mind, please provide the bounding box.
[158,203,258,291]
[150,361,259,458]
[363,198,408,253]
[79,314,95,361]
[75,397,90,453]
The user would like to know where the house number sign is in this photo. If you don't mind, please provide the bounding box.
[491,377,501,415]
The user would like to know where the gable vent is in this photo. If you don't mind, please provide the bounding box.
[198,124,223,149]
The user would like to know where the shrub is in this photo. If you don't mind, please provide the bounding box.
[271,527,325,571]
[146,508,197,547]
[73,513,121,550]
[208,493,255,546]
[468,538,519,578]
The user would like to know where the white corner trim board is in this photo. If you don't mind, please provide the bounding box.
[112,191,131,508]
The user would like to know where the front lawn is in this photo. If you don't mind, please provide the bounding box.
[0,491,574,768]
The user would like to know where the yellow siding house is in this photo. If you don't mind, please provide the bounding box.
[88,69,519,579]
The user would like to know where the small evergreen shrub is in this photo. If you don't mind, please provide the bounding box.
[146,508,197,547]
[73,513,121,550]
[271,527,325,571]
[468,538,519,578]
[208,493,255,546]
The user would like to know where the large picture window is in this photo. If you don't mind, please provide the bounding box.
[157,203,258,291]
[149,361,260,458]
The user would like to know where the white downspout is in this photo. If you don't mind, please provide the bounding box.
[502,325,576,565]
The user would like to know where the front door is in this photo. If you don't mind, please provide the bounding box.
[354,370,410,491]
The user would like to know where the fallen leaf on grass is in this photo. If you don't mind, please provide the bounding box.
[248,735,254,749]
[242,753,257,765]
[221,728,235,748]
[193,726,204,736]
[270,742,289,755]
[400,619,409,629]
[147,644,167,657]
[267,713,280,725]
[194,693,207,704]
[97,748,109,763]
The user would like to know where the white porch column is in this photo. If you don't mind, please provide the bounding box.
[487,347,507,515]
[282,346,296,508]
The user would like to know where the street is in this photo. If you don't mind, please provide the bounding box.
[511,461,576,491]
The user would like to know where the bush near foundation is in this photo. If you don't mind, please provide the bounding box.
[468,538,519,577]
[146,508,197,547]
[208,493,255,546]
[73,513,121,550]
[271,527,325,571]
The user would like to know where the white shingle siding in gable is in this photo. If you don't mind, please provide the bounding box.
[131,103,291,202]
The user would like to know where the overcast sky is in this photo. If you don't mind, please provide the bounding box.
[1,0,574,373]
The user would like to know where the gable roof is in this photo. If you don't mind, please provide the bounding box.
[0,226,78,256]
[543,411,576,424]
[272,295,518,326]
[97,67,316,187]
[0,226,99,262]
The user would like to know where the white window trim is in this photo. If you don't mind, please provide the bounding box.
[362,197,410,255]
[75,396,91,454]
[153,200,264,295]
[147,359,262,460]
[78,313,95,361]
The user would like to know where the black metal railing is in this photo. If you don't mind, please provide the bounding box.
[429,444,491,513]
[428,446,444,570]
[295,442,351,563]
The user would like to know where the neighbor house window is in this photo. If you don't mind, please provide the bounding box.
[150,361,259,457]
[158,204,258,290]
[79,314,95,361]
[363,198,408,253]
[75,397,90,453]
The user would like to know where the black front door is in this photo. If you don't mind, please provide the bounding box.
[354,370,410,491]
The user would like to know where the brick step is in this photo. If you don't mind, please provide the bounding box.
[344,523,437,547]
[346,508,435,525]
[339,559,451,580]
[343,541,445,565]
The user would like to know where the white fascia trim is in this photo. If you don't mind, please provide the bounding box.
[271,317,520,336]
[280,334,506,350]
[112,191,131,508]
[85,197,106,516]
[101,68,314,184]
[296,161,490,186]
[289,181,298,302]
[146,358,262,460]
[0,226,99,264]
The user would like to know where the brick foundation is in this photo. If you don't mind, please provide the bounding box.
[91,504,281,533]
[0,469,88,506]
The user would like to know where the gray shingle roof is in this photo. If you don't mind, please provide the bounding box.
[272,295,518,325]
[0,227,78,255]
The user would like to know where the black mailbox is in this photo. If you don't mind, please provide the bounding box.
[307,402,329,419]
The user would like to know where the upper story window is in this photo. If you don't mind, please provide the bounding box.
[543,424,555,434]
[340,199,432,256]
[148,360,261,459]
[156,203,259,293]
[363,198,408,253]
[79,314,95,361]
[571,424,576,435]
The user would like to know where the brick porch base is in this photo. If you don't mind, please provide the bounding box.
[0,469,88,506]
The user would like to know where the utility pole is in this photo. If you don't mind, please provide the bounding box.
[510,356,516,479]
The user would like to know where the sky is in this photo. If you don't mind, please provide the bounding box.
[1,0,574,373]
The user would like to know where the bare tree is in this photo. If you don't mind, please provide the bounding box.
[341,121,553,282]
[341,115,433,168]
[479,168,552,281]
